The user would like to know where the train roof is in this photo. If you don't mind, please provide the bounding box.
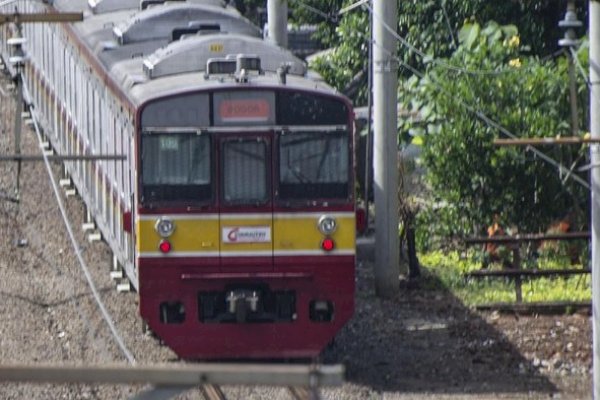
[49,0,340,108]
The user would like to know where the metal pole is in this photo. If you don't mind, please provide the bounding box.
[267,0,287,48]
[13,68,22,195]
[559,0,582,136]
[590,1,600,398]
[363,3,373,227]
[373,0,399,297]
[0,12,83,24]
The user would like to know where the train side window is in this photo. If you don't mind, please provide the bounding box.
[278,131,350,201]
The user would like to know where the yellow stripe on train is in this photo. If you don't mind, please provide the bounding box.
[136,213,355,255]
[137,217,220,253]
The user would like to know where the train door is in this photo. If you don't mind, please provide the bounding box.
[217,132,274,272]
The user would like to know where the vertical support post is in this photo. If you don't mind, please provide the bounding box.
[568,54,580,136]
[10,24,25,198]
[512,245,522,303]
[267,0,288,49]
[13,69,22,196]
[590,1,600,398]
[373,0,399,297]
[559,0,582,136]
[363,7,373,226]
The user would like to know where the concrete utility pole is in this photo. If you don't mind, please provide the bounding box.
[267,0,288,48]
[591,1,600,398]
[373,0,399,297]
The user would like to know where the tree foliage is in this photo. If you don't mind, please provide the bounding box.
[287,0,587,105]
[400,21,589,240]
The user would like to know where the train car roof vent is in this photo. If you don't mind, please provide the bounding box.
[206,58,237,76]
[113,3,259,45]
[89,0,138,14]
[141,0,185,11]
[143,34,306,79]
[235,54,261,82]
[172,23,220,41]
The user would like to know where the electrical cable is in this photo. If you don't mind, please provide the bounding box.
[338,0,369,16]
[569,46,600,103]
[364,3,533,77]
[440,0,457,49]
[295,0,590,189]
[289,0,330,20]
[358,30,591,190]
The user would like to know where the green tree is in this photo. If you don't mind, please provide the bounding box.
[293,0,587,105]
[400,21,589,241]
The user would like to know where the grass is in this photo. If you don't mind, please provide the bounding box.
[419,250,592,306]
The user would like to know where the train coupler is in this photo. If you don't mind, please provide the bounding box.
[226,289,260,323]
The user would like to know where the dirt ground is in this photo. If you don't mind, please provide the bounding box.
[324,247,593,399]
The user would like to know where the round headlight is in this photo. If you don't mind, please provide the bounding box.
[155,217,175,238]
[318,215,337,235]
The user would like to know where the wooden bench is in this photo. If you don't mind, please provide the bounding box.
[464,232,590,303]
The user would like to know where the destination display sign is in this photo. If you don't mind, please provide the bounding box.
[219,99,270,122]
[213,91,275,126]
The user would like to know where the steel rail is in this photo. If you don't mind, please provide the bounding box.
[200,384,227,400]
[288,386,318,400]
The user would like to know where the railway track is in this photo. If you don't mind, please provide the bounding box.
[200,384,227,400]
[288,386,319,400]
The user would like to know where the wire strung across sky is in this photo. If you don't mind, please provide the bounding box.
[294,0,591,190]
[360,26,590,190]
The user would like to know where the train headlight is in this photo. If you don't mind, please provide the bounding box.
[155,217,175,238]
[317,215,337,235]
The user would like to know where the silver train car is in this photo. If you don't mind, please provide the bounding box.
[0,0,357,359]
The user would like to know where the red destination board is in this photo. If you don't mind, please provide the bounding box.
[219,99,271,122]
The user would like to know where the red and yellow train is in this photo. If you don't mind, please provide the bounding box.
[1,0,356,359]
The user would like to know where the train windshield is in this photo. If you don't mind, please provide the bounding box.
[222,138,269,205]
[141,132,211,204]
[278,131,349,200]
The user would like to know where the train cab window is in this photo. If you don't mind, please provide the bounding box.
[222,139,268,205]
[278,132,349,200]
[141,132,211,204]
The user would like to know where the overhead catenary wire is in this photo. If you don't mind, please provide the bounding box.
[296,0,542,77]
[571,47,591,85]
[337,0,369,16]
[569,46,600,106]
[293,0,591,190]
[20,74,136,365]
[289,0,330,20]
[353,27,591,190]
[440,0,458,49]
[363,3,536,77]
[360,3,591,189]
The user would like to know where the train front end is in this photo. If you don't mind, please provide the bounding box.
[135,87,355,359]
